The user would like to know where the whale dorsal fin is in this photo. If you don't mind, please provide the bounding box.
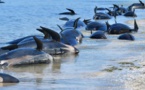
[39,26,61,42]
[106,21,110,31]
[83,19,91,25]
[139,0,145,6]
[1,44,18,50]
[94,6,97,14]
[37,29,50,39]
[134,19,139,32]
[113,12,117,23]
[113,4,120,11]
[66,8,75,14]
[73,17,80,29]
[33,36,43,51]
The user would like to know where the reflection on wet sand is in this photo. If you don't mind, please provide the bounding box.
[0,83,18,87]
[0,64,49,87]
[52,54,78,72]
[0,54,78,87]
[3,64,49,73]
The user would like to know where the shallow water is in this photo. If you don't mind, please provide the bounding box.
[1,0,145,90]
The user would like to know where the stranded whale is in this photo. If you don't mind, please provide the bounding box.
[0,37,53,67]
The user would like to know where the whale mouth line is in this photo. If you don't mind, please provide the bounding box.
[48,48,66,55]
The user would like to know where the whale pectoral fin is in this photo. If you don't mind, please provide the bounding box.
[1,44,18,50]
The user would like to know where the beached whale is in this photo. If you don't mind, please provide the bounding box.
[124,9,137,17]
[0,73,19,83]
[86,21,107,31]
[128,0,145,11]
[58,18,83,46]
[19,39,79,55]
[93,6,111,20]
[59,17,86,29]
[118,33,135,41]
[60,27,83,46]
[90,30,107,39]
[0,29,51,55]
[0,37,53,67]
[106,19,138,34]
[1,28,79,55]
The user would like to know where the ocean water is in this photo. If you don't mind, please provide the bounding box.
[1,0,145,90]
